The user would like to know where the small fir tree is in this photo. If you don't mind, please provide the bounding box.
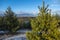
[4,7,19,33]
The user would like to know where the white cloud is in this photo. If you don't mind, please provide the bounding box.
[51,0,60,4]
[50,4,60,7]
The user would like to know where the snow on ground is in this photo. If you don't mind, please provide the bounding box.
[0,29,31,40]
[4,34,26,40]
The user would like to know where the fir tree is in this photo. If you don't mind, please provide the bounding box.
[26,1,60,40]
[4,7,19,33]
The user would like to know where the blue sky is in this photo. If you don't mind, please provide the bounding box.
[0,0,60,14]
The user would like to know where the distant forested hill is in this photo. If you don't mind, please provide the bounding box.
[0,11,36,17]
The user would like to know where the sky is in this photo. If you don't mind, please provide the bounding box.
[0,0,60,14]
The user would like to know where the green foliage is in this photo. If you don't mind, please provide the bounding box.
[54,13,60,28]
[54,13,60,21]
[23,21,31,29]
[4,7,19,33]
[26,1,60,40]
[0,16,4,30]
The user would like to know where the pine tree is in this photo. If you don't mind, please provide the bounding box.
[4,7,19,33]
[26,1,60,40]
